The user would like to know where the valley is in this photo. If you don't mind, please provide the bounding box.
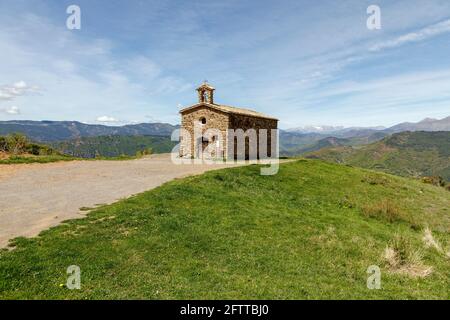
[305,131,450,182]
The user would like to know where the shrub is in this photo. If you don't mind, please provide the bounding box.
[27,143,42,155]
[2,138,58,157]
[136,148,153,157]
[144,148,153,155]
[5,133,28,155]
[41,146,56,156]
[421,176,446,187]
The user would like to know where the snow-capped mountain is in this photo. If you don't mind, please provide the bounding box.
[285,125,345,134]
[286,125,385,134]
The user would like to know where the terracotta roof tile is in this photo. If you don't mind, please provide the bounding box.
[180,103,278,121]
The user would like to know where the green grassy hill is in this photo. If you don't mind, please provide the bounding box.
[305,131,450,181]
[51,135,176,158]
[0,160,448,299]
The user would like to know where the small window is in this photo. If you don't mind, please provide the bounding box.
[200,117,206,124]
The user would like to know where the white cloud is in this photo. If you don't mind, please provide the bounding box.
[1,106,20,115]
[370,19,450,52]
[96,116,119,123]
[13,81,27,89]
[0,81,39,101]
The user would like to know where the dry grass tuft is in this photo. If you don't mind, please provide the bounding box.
[309,225,338,247]
[362,199,405,223]
[422,227,443,253]
[383,234,433,278]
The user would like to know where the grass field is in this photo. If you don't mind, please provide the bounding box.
[0,154,76,165]
[0,154,147,165]
[0,160,449,299]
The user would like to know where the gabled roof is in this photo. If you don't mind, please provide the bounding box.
[179,103,278,121]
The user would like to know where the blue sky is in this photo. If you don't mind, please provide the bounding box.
[0,0,450,129]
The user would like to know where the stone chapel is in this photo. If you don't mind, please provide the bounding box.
[179,82,278,160]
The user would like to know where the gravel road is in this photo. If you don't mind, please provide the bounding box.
[0,154,240,248]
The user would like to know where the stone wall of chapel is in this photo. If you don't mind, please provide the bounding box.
[180,106,229,158]
[228,114,278,159]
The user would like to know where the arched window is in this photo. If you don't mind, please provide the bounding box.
[200,117,207,124]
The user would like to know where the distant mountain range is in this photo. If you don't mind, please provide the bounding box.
[286,116,450,134]
[386,116,450,133]
[0,120,178,142]
[279,116,450,156]
[0,116,448,142]
[286,125,346,134]
[286,125,386,134]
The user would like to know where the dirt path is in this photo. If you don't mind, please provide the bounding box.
[0,154,241,248]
